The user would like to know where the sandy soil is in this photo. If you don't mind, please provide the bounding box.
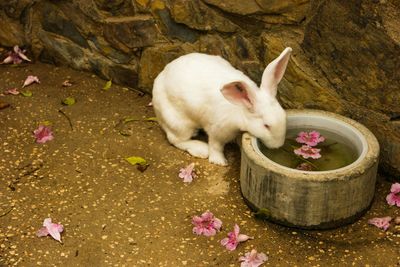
[0,63,399,266]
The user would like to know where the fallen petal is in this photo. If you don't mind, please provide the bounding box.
[38,218,64,242]
[13,45,20,54]
[390,183,400,193]
[46,224,63,242]
[179,163,197,183]
[33,125,54,144]
[14,45,31,62]
[1,55,13,64]
[237,234,253,242]
[4,88,20,95]
[221,224,251,251]
[36,227,49,237]
[17,51,31,62]
[192,211,222,237]
[239,249,268,267]
[22,75,40,88]
[368,216,392,231]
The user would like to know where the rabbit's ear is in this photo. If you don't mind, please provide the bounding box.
[221,81,254,110]
[260,47,292,97]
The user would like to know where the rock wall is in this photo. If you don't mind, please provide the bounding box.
[301,0,400,178]
[0,0,399,178]
[0,0,310,89]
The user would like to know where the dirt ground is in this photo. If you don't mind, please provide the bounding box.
[0,63,399,267]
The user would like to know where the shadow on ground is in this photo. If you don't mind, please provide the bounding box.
[0,63,399,266]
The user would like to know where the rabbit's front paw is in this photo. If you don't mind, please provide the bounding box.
[209,153,228,166]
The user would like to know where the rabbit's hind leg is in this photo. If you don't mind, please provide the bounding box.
[159,110,209,159]
[165,128,209,159]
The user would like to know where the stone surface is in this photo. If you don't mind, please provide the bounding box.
[0,0,399,177]
[104,15,160,52]
[170,0,239,32]
[203,0,309,24]
[302,0,400,116]
[301,0,400,176]
[39,2,89,48]
[151,1,199,43]
[0,13,25,47]
[139,43,195,91]
[202,0,262,15]
[262,30,344,113]
[138,34,262,91]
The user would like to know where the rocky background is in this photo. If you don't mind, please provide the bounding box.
[0,0,399,178]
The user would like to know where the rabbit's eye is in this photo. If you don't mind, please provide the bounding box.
[264,124,270,130]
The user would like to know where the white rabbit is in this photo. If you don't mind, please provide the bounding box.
[152,47,292,166]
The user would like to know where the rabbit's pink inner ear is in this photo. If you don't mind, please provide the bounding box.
[221,81,253,109]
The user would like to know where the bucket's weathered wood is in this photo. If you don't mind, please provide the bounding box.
[240,110,380,229]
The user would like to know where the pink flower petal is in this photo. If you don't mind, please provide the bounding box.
[237,234,252,242]
[4,88,20,95]
[368,216,392,231]
[1,55,13,64]
[36,227,49,237]
[390,183,400,193]
[221,224,252,251]
[13,45,20,54]
[44,218,63,242]
[240,250,267,267]
[1,46,30,64]
[294,145,321,159]
[33,125,54,144]
[212,217,222,230]
[386,183,400,207]
[192,211,222,237]
[14,45,31,62]
[22,75,40,88]
[220,237,229,246]
[225,240,238,251]
[179,163,197,183]
[239,249,268,267]
[37,218,64,242]
[295,131,325,147]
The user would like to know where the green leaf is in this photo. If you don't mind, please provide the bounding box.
[62,97,76,106]
[123,117,139,123]
[103,80,112,91]
[125,156,147,166]
[41,120,52,126]
[21,91,32,97]
[144,117,157,122]
[125,156,149,172]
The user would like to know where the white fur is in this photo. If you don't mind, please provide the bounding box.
[152,48,292,166]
